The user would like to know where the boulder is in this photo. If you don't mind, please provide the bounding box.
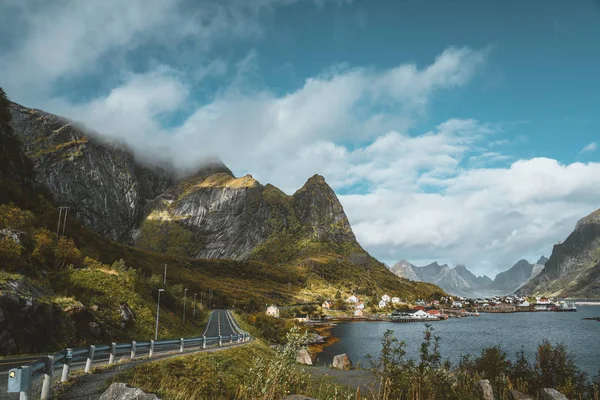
[539,388,568,400]
[509,390,533,400]
[472,379,494,400]
[296,348,313,365]
[100,382,160,400]
[120,303,137,329]
[332,353,351,370]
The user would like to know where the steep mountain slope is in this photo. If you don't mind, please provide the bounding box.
[516,209,600,298]
[8,102,174,242]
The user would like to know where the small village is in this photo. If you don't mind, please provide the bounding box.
[265,293,577,323]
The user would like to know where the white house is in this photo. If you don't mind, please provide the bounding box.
[378,300,388,308]
[354,309,364,317]
[356,302,365,310]
[381,294,391,302]
[391,297,401,304]
[346,295,359,303]
[451,301,463,308]
[266,305,280,318]
[518,300,530,307]
[410,310,430,319]
[295,313,309,323]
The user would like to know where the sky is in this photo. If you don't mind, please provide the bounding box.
[1,0,600,278]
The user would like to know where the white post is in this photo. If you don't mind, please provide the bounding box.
[109,342,116,365]
[230,335,233,344]
[203,336,206,349]
[40,355,55,400]
[149,340,155,358]
[61,349,72,382]
[219,336,222,347]
[180,338,184,353]
[130,341,137,360]
[84,345,95,373]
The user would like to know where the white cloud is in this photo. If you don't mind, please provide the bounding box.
[581,142,597,154]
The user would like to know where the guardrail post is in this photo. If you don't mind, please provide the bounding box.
[149,340,155,358]
[40,355,55,400]
[84,345,95,373]
[180,338,184,353]
[229,335,233,344]
[19,365,32,400]
[109,342,116,365]
[203,336,206,349]
[219,335,222,347]
[130,341,137,360]
[61,348,73,382]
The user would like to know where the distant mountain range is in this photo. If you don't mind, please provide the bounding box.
[391,256,548,297]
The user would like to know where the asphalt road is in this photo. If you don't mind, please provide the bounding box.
[202,309,241,338]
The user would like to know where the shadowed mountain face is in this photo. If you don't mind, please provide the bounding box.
[516,209,600,298]
[391,258,547,297]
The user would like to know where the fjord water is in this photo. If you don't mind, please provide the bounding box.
[317,306,600,375]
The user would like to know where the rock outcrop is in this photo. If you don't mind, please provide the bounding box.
[516,208,600,298]
[296,348,313,365]
[332,353,352,370]
[472,380,494,400]
[100,383,160,400]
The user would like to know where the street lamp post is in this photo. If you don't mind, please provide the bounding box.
[155,289,165,341]
[163,264,167,285]
[183,288,188,324]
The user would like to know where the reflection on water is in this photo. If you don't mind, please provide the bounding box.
[316,306,600,375]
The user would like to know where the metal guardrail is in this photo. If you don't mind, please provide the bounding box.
[6,312,250,399]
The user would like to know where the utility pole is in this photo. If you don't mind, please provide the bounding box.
[183,288,188,324]
[163,264,167,285]
[193,293,197,318]
[155,289,164,340]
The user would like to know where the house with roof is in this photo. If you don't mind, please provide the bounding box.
[322,300,332,310]
[356,302,365,310]
[354,309,364,318]
[266,305,280,318]
[295,313,309,323]
[346,295,359,303]
[381,294,391,302]
[391,297,401,304]
[378,299,388,308]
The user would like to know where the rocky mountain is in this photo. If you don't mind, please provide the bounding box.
[391,260,422,282]
[516,209,600,298]
[0,92,444,355]
[5,96,443,293]
[8,102,175,242]
[390,257,547,297]
[390,261,485,297]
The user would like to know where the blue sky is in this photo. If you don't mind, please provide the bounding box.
[1,0,600,277]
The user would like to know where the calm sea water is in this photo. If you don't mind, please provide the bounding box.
[316,306,600,375]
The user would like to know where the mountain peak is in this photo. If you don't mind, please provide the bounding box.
[536,255,548,265]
